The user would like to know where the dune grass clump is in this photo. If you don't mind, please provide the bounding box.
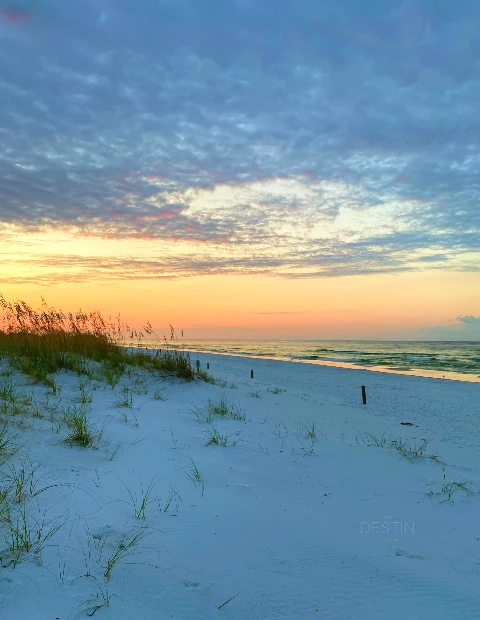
[0,296,195,388]
[0,378,32,422]
[185,458,203,487]
[196,369,216,384]
[191,405,215,424]
[206,428,228,446]
[5,459,60,505]
[144,348,194,381]
[426,468,480,504]
[206,394,246,421]
[0,453,66,567]
[298,420,322,440]
[63,406,95,448]
[360,432,440,463]
[0,424,19,468]
[122,478,157,520]
[102,360,126,389]
[114,386,133,409]
[205,428,237,447]
[196,371,236,389]
[191,394,246,424]
[1,503,65,567]
[77,382,93,405]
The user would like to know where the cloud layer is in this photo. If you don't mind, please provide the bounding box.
[0,0,479,280]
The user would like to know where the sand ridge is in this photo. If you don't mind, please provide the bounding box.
[0,353,479,619]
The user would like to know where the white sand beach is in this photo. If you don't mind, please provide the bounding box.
[1,353,479,619]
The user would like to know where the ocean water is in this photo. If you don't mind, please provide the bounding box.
[143,339,480,382]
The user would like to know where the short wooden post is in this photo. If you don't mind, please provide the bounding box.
[207,363,209,370]
[196,360,200,373]
[361,386,366,405]
[250,369,254,379]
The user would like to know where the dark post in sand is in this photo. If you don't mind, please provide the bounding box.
[251,369,254,379]
[361,386,367,404]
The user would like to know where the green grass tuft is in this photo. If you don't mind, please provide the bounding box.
[122,478,157,519]
[205,428,237,447]
[185,458,203,487]
[115,386,133,409]
[360,432,440,462]
[63,406,94,448]
[426,468,479,503]
[206,395,246,421]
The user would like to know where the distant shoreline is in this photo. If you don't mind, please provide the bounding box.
[126,343,480,384]
[181,348,480,384]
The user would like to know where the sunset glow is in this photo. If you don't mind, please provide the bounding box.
[0,1,478,340]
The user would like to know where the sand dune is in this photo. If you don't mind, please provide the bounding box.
[1,353,479,619]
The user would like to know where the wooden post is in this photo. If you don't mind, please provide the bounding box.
[196,360,200,373]
[207,363,209,370]
[250,369,254,379]
[361,386,366,405]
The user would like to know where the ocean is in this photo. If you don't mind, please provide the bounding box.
[141,339,480,383]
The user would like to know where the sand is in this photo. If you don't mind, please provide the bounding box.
[0,352,479,619]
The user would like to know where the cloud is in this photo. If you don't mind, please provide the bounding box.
[421,314,480,340]
[254,312,302,315]
[457,315,480,325]
[0,0,479,278]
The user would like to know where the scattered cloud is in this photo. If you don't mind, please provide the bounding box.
[0,0,479,280]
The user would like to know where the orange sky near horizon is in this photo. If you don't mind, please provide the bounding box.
[1,268,478,341]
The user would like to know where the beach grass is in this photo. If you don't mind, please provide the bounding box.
[162,486,180,513]
[426,468,479,503]
[185,458,203,487]
[206,394,246,421]
[122,478,157,520]
[205,427,238,447]
[104,525,148,581]
[115,386,134,409]
[359,432,440,462]
[191,394,246,424]
[0,296,195,390]
[196,371,237,390]
[63,406,95,448]
[79,583,113,616]
[1,503,66,567]
[0,424,19,467]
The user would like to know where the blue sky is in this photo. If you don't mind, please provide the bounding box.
[0,1,478,338]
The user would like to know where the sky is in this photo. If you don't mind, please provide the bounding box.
[0,0,479,340]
